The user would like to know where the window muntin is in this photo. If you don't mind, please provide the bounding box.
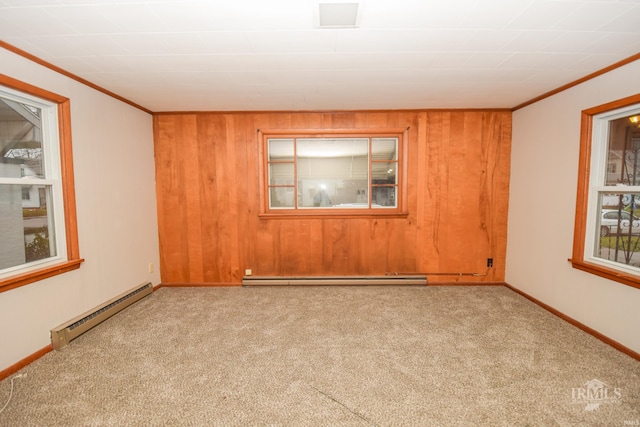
[576,99,640,284]
[0,86,68,282]
[263,131,402,213]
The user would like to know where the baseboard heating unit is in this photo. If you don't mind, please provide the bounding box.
[50,282,153,350]
[242,275,427,286]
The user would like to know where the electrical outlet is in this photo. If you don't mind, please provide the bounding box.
[245,269,252,276]
[148,263,154,274]
[487,258,493,268]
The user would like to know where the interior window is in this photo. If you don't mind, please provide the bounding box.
[262,130,405,215]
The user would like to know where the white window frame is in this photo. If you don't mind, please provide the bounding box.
[0,86,69,280]
[0,75,82,293]
[572,94,640,290]
[583,103,640,276]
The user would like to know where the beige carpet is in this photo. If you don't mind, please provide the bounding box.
[1,286,639,426]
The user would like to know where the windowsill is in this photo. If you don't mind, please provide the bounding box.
[569,258,640,290]
[0,258,85,293]
[259,210,409,220]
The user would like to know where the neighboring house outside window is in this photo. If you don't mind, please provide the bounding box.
[21,186,30,201]
[572,94,640,289]
[0,77,82,293]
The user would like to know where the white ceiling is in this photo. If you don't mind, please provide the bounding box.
[1,0,639,112]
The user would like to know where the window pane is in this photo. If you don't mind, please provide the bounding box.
[372,163,397,184]
[0,184,56,270]
[595,192,640,269]
[592,111,640,272]
[372,186,397,207]
[296,138,369,208]
[297,180,369,208]
[269,163,294,185]
[297,138,369,160]
[268,139,294,161]
[372,138,397,160]
[269,187,294,208]
[297,154,369,180]
[605,115,640,185]
[0,98,44,179]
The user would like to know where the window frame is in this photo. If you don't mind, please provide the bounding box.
[0,74,82,293]
[258,128,409,218]
[571,93,640,289]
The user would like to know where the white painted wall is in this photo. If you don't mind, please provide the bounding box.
[0,49,160,371]
[507,59,640,354]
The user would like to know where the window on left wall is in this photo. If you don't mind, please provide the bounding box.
[0,76,82,292]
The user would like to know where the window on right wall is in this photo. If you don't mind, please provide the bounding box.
[572,94,640,289]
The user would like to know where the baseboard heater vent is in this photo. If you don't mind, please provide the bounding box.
[51,282,153,350]
[242,275,427,286]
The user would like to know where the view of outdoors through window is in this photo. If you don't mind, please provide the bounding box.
[0,94,56,273]
[597,113,640,268]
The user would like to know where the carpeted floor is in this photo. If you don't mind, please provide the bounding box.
[1,286,639,426]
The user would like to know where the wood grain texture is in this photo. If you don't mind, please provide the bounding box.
[153,110,512,285]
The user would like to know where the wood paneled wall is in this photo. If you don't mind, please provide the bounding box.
[153,110,511,285]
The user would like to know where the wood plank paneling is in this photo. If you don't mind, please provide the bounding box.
[153,110,512,285]
[154,114,196,283]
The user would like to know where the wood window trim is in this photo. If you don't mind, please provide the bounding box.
[0,74,83,293]
[258,127,409,218]
[570,93,640,290]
